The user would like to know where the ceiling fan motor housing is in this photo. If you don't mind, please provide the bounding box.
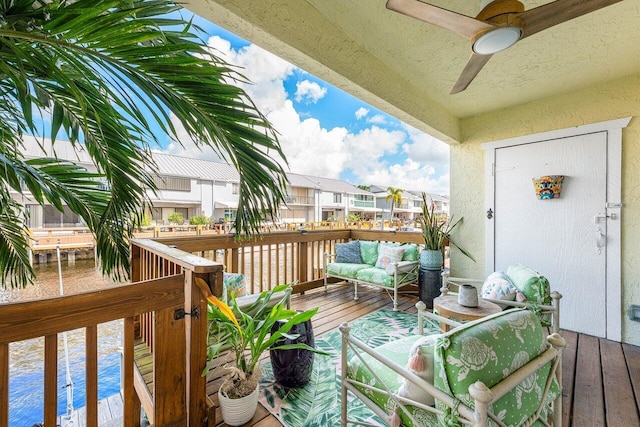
[476,0,525,21]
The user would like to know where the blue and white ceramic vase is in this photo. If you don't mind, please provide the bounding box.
[420,249,443,271]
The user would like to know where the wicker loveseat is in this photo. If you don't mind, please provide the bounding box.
[324,240,420,311]
[340,300,565,427]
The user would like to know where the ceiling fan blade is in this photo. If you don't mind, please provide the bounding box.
[450,53,493,94]
[518,0,624,39]
[386,0,495,40]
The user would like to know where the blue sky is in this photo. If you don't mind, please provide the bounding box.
[159,13,451,195]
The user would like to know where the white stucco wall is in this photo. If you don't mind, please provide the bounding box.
[451,74,640,345]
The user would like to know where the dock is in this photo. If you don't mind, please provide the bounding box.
[55,393,148,427]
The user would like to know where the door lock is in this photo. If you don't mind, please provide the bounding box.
[594,213,616,223]
[486,208,493,220]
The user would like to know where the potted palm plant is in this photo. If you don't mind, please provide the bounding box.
[205,284,324,426]
[417,192,474,270]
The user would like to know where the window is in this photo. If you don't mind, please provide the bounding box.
[232,183,239,194]
[333,193,342,203]
[354,194,374,208]
[151,175,191,191]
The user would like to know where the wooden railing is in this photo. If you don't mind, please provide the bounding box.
[2,229,422,426]
[0,239,223,427]
[151,229,423,295]
[29,227,95,251]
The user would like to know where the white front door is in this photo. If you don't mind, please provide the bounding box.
[484,119,628,340]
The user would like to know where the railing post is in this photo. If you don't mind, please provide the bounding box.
[190,269,223,426]
[153,305,187,426]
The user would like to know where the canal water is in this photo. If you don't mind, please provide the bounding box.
[2,260,124,426]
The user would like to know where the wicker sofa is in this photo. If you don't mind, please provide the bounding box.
[340,299,564,427]
[324,240,420,311]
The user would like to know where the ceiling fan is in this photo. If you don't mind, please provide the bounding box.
[386,0,624,94]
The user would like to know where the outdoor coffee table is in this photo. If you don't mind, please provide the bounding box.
[433,295,502,332]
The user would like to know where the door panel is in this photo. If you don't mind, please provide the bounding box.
[494,132,607,336]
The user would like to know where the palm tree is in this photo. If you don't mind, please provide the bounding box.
[384,186,403,229]
[0,0,288,288]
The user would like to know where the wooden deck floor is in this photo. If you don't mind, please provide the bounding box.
[207,284,640,427]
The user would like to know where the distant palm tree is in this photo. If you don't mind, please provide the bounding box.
[384,186,403,229]
[357,184,370,191]
[0,0,288,288]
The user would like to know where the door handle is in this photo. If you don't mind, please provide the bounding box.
[595,225,606,254]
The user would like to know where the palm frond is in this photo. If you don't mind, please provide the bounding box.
[0,0,289,287]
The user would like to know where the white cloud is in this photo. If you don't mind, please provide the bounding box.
[294,80,327,104]
[367,114,387,125]
[354,107,369,120]
[159,36,449,194]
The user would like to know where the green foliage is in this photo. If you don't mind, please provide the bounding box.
[168,212,184,225]
[205,285,327,396]
[0,0,288,287]
[189,214,209,225]
[418,192,475,261]
[140,213,153,227]
[346,212,362,222]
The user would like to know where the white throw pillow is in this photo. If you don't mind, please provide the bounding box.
[481,271,517,308]
[375,243,405,269]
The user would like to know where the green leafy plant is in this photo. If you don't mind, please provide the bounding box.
[346,212,362,222]
[0,0,288,288]
[418,192,475,261]
[140,213,153,227]
[189,214,209,225]
[205,284,326,398]
[168,212,184,225]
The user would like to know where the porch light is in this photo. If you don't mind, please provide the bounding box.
[472,26,522,55]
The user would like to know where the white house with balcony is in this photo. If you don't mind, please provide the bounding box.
[150,153,240,224]
[19,139,385,227]
[369,185,422,223]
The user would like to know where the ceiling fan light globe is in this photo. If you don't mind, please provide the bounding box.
[472,26,522,55]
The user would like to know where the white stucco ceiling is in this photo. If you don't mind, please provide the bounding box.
[184,0,640,143]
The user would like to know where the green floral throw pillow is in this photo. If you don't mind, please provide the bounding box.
[359,240,379,265]
[506,264,552,325]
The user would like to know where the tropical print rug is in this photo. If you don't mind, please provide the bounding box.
[259,308,440,427]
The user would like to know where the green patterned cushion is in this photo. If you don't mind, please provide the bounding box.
[336,240,363,263]
[506,264,552,325]
[359,241,379,265]
[222,272,247,304]
[434,309,560,427]
[401,244,419,262]
[347,335,438,426]
[356,267,394,287]
[326,262,371,279]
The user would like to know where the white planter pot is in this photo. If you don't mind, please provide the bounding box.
[218,384,260,426]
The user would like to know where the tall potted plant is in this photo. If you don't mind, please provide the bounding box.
[205,284,325,426]
[417,192,474,270]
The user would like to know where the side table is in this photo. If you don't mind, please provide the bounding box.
[433,295,501,332]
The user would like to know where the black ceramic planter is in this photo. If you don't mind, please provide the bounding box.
[269,317,315,388]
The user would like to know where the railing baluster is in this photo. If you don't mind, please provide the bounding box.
[86,325,98,427]
[0,343,7,426]
[44,334,58,426]
[276,243,281,285]
[123,316,140,427]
